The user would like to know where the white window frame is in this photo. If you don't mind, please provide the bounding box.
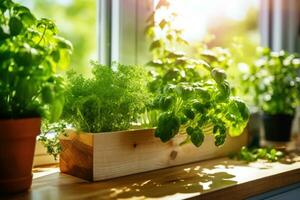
[98,0,153,66]
[260,0,300,52]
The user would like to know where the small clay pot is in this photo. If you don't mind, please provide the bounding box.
[0,118,41,194]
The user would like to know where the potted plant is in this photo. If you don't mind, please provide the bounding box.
[242,47,300,142]
[57,62,153,180]
[52,61,249,182]
[0,0,72,193]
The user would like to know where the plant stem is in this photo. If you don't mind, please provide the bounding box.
[36,25,47,46]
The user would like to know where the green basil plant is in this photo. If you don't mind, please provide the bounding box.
[0,0,72,121]
[145,0,250,147]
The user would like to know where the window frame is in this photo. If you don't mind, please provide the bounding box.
[260,0,300,52]
[98,0,153,66]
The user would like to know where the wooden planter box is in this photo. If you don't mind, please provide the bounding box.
[60,129,247,181]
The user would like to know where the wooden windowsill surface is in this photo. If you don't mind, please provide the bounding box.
[3,150,300,200]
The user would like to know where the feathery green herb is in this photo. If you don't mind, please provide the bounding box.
[62,62,151,133]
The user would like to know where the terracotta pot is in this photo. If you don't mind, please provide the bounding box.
[0,118,41,194]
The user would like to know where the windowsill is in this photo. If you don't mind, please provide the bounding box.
[33,141,58,167]
[12,150,300,200]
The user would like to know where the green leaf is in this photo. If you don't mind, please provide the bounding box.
[49,96,65,122]
[147,60,163,67]
[183,108,195,120]
[216,81,231,101]
[235,98,250,121]
[159,95,175,111]
[166,51,184,59]
[232,146,285,163]
[175,84,194,99]
[0,0,13,12]
[194,87,211,100]
[55,36,73,50]
[148,79,162,93]
[155,112,181,142]
[37,18,58,35]
[211,68,227,83]
[213,125,218,134]
[256,148,267,158]
[192,100,206,113]
[15,78,36,103]
[166,34,173,41]
[150,40,163,51]
[159,19,168,29]
[186,126,194,136]
[51,50,60,62]
[9,16,23,36]
[42,84,54,104]
[191,128,204,147]
[20,12,36,25]
[176,37,189,45]
[13,5,30,14]
[163,69,181,82]
[14,48,32,66]
[180,115,188,125]
[214,134,226,146]
[197,114,208,127]
[201,50,218,62]
[57,49,71,70]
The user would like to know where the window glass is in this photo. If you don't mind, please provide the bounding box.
[16,0,97,74]
[153,0,260,63]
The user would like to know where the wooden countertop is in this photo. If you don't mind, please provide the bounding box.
[3,151,300,200]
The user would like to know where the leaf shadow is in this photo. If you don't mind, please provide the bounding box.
[107,165,237,199]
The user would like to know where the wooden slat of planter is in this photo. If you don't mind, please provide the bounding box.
[60,132,94,180]
[60,129,247,181]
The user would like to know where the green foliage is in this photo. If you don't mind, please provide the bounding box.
[39,120,67,159]
[231,146,285,162]
[145,0,250,148]
[151,82,250,147]
[242,47,300,115]
[194,44,252,99]
[0,0,72,120]
[61,62,151,133]
[16,0,96,74]
[155,112,180,142]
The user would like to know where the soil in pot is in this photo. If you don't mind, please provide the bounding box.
[0,118,41,194]
[263,113,293,142]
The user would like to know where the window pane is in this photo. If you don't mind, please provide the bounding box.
[16,0,97,74]
[154,0,260,62]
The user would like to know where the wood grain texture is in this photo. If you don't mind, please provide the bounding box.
[59,129,248,181]
[5,153,300,200]
[60,131,94,181]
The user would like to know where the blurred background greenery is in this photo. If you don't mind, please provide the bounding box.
[16,0,97,75]
[162,0,259,61]
[15,0,259,78]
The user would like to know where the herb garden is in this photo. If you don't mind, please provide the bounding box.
[1,0,299,194]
